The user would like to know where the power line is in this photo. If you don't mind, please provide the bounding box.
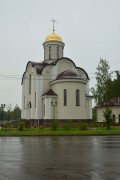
[0,72,118,81]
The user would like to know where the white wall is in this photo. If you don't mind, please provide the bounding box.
[43,41,64,61]
[51,79,87,119]
[97,106,120,122]
[22,57,92,121]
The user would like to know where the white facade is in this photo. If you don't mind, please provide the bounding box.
[97,106,120,123]
[21,31,92,121]
[97,97,120,123]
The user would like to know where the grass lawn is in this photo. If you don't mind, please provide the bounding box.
[0,126,120,136]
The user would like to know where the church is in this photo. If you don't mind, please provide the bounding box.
[21,21,92,125]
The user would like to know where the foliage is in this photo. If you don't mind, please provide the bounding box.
[39,125,43,130]
[79,121,88,130]
[12,105,21,120]
[91,58,112,104]
[103,108,114,130]
[3,123,9,130]
[92,107,97,122]
[6,104,12,121]
[51,119,59,131]
[105,71,120,99]
[0,104,21,121]
[64,119,73,130]
[18,121,24,131]
[1,125,120,135]
[26,124,31,129]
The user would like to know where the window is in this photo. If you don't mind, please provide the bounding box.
[44,105,45,116]
[57,46,59,59]
[49,46,51,59]
[76,89,80,106]
[113,114,115,119]
[27,101,31,108]
[34,92,36,108]
[44,47,46,59]
[63,89,67,106]
[24,96,25,109]
[29,74,31,94]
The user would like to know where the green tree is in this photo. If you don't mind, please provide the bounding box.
[92,107,97,122]
[105,71,120,99]
[91,58,112,104]
[112,71,120,97]
[51,119,59,131]
[103,108,113,130]
[12,105,21,120]
[6,104,13,121]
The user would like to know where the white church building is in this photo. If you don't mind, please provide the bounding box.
[21,24,92,124]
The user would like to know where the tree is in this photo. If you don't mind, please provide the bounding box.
[6,104,13,121]
[103,108,114,130]
[105,71,120,99]
[0,104,21,122]
[92,107,97,122]
[91,58,112,104]
[111,71,120,97]
[12,105,21,120]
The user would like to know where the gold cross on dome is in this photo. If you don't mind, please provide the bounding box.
[51,19,57,32]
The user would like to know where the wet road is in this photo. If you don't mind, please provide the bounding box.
[0,136,120,180]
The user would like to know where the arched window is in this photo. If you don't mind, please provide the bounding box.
[24,96,25,109]
[63,89,67,106]
[27,101,31,108]
[57,46,59,59]
[76,89,80,106]
[34,92,36,108]
[29,74,31,94]
[44,105,45,116]
[49,46,51,59]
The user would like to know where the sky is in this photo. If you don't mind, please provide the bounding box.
[0,0,120,109]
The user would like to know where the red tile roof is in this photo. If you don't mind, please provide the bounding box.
[97,97,120,107]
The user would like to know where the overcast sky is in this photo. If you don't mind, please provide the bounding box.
[0,0,120,109]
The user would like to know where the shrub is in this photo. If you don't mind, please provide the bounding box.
[18,121,24,131]
[26,124,31,129]
[39,125,43,130]
[79,121,88,130]
[51,119,59,131]
[92,122,100,128]
[65,119,73,130]
[3,123,9,130]
[103,108,114,130]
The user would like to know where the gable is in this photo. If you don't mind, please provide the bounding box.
[54,57,89,80]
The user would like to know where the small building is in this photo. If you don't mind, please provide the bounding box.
[97,97,120,123]
[21,26,92,124]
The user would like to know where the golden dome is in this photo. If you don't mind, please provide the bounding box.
[45,32,62,42]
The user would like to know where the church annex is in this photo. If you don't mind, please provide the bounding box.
[21,23,92,122]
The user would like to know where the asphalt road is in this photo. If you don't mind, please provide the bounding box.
[0,136,120,180]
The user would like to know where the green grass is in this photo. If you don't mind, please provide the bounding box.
[0,126,120,136]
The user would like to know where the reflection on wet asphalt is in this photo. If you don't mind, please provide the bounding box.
[0,136,120,180]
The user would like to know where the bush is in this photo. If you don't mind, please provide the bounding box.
[103,108,114,130]
[92,122,100,128]
[65,119,73,130]
[26,124,31,129]
[3,123,9,130]
[18,121,24,131]
[51,119,59,131]
[79,121,88,130]
[39,125,43,130]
